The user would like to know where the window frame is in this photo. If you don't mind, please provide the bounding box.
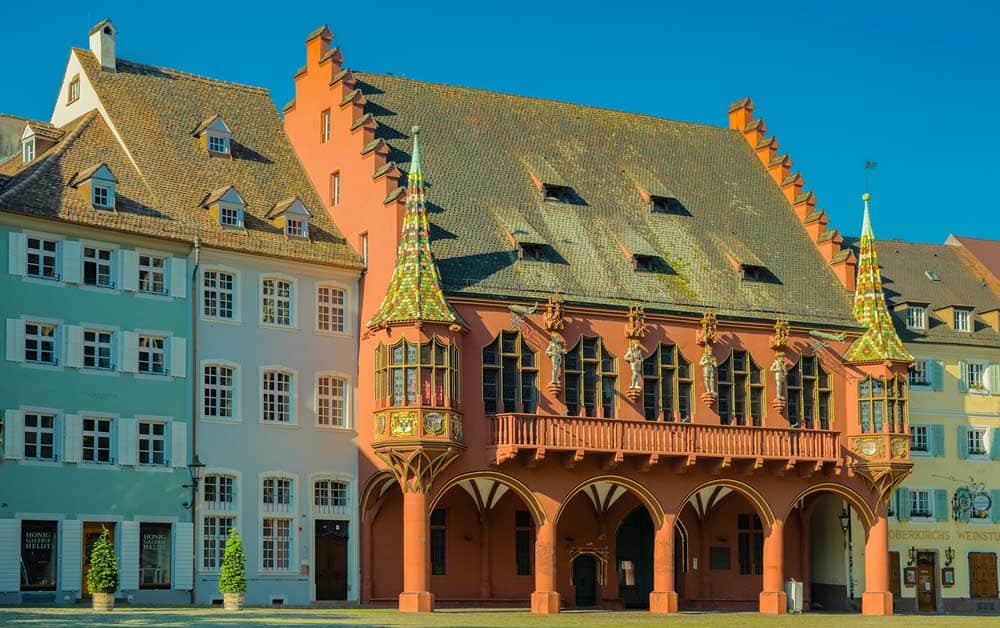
[22,138,34,164]
[82,327,115,371]
[137,334,168,376]
[260,275,296,329]
[331,171,341,206]
[909,424,930,455]
[563,336,617,418]
[315,282,347,335]
[641,343,693,422]
[259,472,297,574]
[285,218,308,238]
[201,267,240,323]
[24,320,59,366]
[785,354,833,430]
[82,244,115,289]
[482,331,538,415]
[320,109,331,143]
[430,508,447,576]
[315,371,349,429]
[137,420,168,467]
[23,411,58,461]
[67,75,81,104]
[909,489,933,520]
[25,236,60,281]
[954,309,972,333]
[906,305,927,330]
[967,361,988,393]
[967,427,989,458]
[261,366,296,425]
[201,360,239,422]
[311,474,351,517]
[80,414,114,465]
[207,134,229,155]
[92,184,113,209]
[717,349,765,427]
[137,254,167,296]
[909,358,931,388]
[375,338,460,410]
[858,375,908,434]
[199,467,241,574]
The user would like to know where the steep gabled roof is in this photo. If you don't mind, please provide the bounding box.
[0,49,362,270]
[948,235,1000,286]
[353,72,857,327]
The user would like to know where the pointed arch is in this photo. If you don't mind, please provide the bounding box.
[556,475,665,529]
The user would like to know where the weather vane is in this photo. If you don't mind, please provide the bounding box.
[864,161,877,194]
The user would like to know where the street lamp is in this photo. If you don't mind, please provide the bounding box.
[183,454,206,509]
[839,506,856,604]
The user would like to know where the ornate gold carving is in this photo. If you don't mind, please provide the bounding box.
[543,293,566,333]
[851,461,913,508]
[851,436,884,459]
[374,414,387,437]
[769,318,790,351]
[891,436,910,459]
[424,412,446,436]
[390,412,417,438]
[376,446,460,493]
[625,305,648,340]
[568,543,609,587]
[696,310,719,346]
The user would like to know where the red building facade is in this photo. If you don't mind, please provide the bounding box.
[284,27,912,615]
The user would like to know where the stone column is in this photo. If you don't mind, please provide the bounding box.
[531,520,560,614]
[862,514,893,616]
[759,519,787,614]
[649,515,678,613]
[399,490,433,612]
[479,515,492,599]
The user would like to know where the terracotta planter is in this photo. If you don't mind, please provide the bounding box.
[223,591,245,611]
[92,591,115,611]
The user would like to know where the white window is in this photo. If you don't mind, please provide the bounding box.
[263,370,292,423]
[22,138,34,164]
[954,309,971,332]
[969,362,986,391]
[204,475,236,510]
[203,364,235,420]
[968,428,988,456]
[321,110,331,143]
[261,518,292,572]
[208,135,229,154]
[909,359,929,387]
[263,477,293,513]
[203,271,235,320]
[220,205,242,228]
[68,76,80,103]
[138,421,166,466]
[82,416,113,464]
[286,218,307,237]
[83,329,114,370]
[261,278,292,327]
[910,425,928,452]
[23,413,56,460]
[92,185,113,209]
[138,336,166,375]
[313,480,348,514]
[83,246,114,287]
[910,490,932,518]
[906,306,926,330]
[361,233,368,265]
[202,515,235,571]
[25,322,57,365]
[331,172,341,205]
[26,237,58,280]
[317,375,346,427]
[316,285,345,333]
[138,255,166,294]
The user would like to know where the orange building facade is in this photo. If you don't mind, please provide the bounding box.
[284,27,913,615]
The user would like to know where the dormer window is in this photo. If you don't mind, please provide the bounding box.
[519,243,548,261]
[542,184,569,202]
[739,264,771,282]
[93,184,113,209]
[22,138,35,164]
[207,134,229,155]
[202,185,245,229]
[906,305,927,330]
[633,254,667,273]
[220,205,242,227]
[286,218,308,238]
[954,309,972,333]
[650,195,683,214]
[925,271,940,281]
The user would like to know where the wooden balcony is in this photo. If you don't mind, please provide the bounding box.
[489,414,842,473]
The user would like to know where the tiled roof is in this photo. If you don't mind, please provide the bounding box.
[353,73,857,327]
[948,235,1000,285]
[846,237,1000,348]
[0,50,363,270]
[25,120,65,142]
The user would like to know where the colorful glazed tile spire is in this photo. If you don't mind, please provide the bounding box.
[844,193,912,363]
[368,126,463,329]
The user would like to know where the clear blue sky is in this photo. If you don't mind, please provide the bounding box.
[2,0,997,243]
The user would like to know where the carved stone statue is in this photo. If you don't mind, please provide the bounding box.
[624,339,644,390]
[699,345,717,395]
[546,334,567,385]
[770,354,788,400]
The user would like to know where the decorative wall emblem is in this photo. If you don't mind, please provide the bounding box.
[852,437,882,459]
[375,414,387,437]
[890,436,909,459]
[543,293,565,333]
[696,310,719,346]
[451,417,463,441]
[508,302,538,331]
[424,412,446,436]
[951,481,992,522]
[624,304,648,340]
[390,412,417,437]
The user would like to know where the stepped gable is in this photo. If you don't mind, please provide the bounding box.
[0,48,363,269]
[330,72,857,328]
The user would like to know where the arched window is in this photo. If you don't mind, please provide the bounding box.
[482,331,537,414]
[787,355,832,429]
[858,375,907,433]
[375,338,459,409]
[642,344,693,422]
[565,337,616,418]
[718,350,764,426]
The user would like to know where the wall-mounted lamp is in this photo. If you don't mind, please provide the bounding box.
[182,454,207,509]
[907,546,917,566]
[838,508,850,535]
[945,547,955,566]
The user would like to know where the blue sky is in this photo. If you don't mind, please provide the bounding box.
[2,0,997,243]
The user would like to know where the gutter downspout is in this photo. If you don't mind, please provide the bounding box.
[190,236,201,605]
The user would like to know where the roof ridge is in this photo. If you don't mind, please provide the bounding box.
[353,71,729,133]
[0,111,99,204]
[71,48,270,95]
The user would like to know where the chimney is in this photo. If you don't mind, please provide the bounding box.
[89,19,117,72]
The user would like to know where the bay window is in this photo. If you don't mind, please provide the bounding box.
[375,338,459,408]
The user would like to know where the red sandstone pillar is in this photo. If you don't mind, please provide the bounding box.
[479,516,492,599]
[862,515,893,616]
[650,515,678,613]
[759,519,787,614]
[399,490,433,612]
[531,520,560,614]
[800,510,811,610]
[362,511,374,603]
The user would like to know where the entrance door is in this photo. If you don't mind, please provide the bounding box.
[573,555,597,607]
[615,507,654,608]
[969,552,999,599]
[82,522,115,598]
[315,520,348,601]
[916,552,937,612]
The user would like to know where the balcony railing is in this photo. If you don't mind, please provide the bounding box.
[490,414,841,465]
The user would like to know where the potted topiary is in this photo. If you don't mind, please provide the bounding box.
[87,528,119,611]
[219,528,247,610]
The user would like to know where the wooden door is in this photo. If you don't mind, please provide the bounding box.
[573,555,597,607]
[315,520,348,601]
[969,552,999,598]
[916,552,936,612]
[889,551,901,600]
[81,522,115,598]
